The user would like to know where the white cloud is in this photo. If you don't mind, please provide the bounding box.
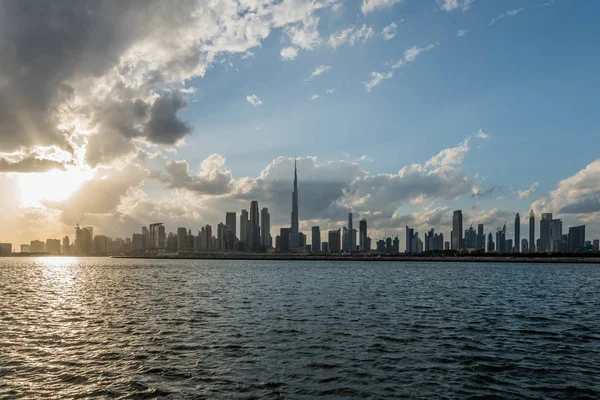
[475,129,490,139]
[280,47,299,60]
[517,182,539,199]
[328,24,374,49]
[326,88,336,94]
[361,0,403,14]
[489,7,524,26]
[425,132,489,168]
[382,22,398,41]
[393,43,437,68]
[284,16,320,50]
[309,65,332,80]
[311,94,320,100]
[246,94,263,107]
[364,71,393,92]
[438,0,474,12]
[456,29,468,37]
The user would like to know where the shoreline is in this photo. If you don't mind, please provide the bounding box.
[111,254,600,264]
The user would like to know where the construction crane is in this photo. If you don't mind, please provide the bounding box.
[76,215,85,230]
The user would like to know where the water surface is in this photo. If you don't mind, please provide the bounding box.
[1,258,599,399]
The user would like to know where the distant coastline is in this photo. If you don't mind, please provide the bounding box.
[3,253,600,264]
[110,254,600,264]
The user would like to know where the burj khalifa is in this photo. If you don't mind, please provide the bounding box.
[290,158,299,250]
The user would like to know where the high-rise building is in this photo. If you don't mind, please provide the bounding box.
[94,235,108,253]
[568,225,585,253]
[20,244,31,253]
[347,212,353,252]
[487,232,495,252]
[177,227,188,252]
[507,239,513,253]
[521,238,529,253]
[290,159,299,250]
[452,210,463,250]
[76,226,93,254]
[203,224,212,249]
[550,218,562,252]
[405,226,415,253]
[46,239,61,254]
[132,233,143,251]
[217,223,226,250]
[593,239,599,252]
[359,218,367,252]
[260,208,270,250]
[328,229,341,253]
[496,224,507,252]
[149,223,165,249]
[311,226,321,252]
[529,210,535,252]
[514,213,521,253]
[540,213,552,252]
[31,240,45,253]
[279,228,290,253]
[0,243,12,255]
[250,201,259,226]
[142,226,149,249]
[299,232,306,249]
[464,226,477,249]
[392,237,400,254]
[477,224,485,249]
[240,209,248,251]
[226,212,237,240]
[62,236,70,254]
[322,242,329,252]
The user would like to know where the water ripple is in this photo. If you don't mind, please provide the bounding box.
[1,258,600,398]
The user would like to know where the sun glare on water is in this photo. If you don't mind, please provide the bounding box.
[18,167,93,207]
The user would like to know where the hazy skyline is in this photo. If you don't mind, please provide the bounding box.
[1,0,599,247]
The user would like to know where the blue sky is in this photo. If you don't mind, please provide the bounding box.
[179,0,598,209]
[1,0,599,246]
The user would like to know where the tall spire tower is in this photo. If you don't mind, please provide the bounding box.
[291,157,299,250]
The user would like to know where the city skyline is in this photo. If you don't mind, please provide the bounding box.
[2,156,597,256]
[1,1,600,249]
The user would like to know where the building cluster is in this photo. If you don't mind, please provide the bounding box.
[2,163,600,257]
[391,210,596,255]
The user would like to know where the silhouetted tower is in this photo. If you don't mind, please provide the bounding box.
[290,158,299,249]
[514,213,520,253]
[529,209,535,252]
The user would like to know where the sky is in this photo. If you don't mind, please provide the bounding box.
[0,0,599,249]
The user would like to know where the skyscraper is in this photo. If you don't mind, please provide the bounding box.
[240,209,248,251]
[226,212,236,240]
[514,213,520,253]
[260,207,270,249]
[359,218,367,252]
[477,224,485,249]
[452,210,463,250]
[405,226,414,253]
[177,227,187,252]
[529,210,535,252]
[250,201,260,226]
[312,226,321,252]
[487,232,495,252]
[568,225,585,252]
[550,217,562,252]
[290,159,299,250]
[347,212,353,253]
[62,236,70,254]
[328,229,341,253]
[540,213,552,252]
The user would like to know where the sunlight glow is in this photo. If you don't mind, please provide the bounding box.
[18,167,93,207]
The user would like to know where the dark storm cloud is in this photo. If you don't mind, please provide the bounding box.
[145,91,191,145]
[560,197,600,214]
[0,0,149,152]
